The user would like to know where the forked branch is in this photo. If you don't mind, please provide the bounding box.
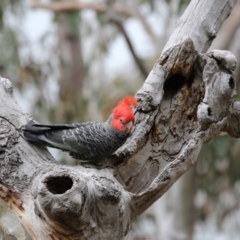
[0,0,238,239]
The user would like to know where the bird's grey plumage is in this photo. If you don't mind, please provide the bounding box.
[23,118,128,164]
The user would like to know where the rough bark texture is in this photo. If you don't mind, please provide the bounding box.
[0,0,239,239]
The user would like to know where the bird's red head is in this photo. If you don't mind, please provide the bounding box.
[111,96,138,132]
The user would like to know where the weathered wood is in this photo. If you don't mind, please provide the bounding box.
[127,44,237,217]
[163,0,237,53]
[0,0,238,239]
[0,85,132,239]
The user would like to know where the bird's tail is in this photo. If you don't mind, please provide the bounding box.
[22,120,74,150]
[23,120,50,142]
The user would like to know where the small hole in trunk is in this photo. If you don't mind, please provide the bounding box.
[45,176,73,194]
[229,77,234,89]
[164,74,186,94]
[207,107,212,116]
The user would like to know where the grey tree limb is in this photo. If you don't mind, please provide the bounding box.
[163,0,237,53]
[0,0,239,239]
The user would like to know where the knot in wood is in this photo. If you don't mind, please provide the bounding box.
[91,175,121,204]
[0,119,20,165]
[197,52,236,129]
[34,170,88,232]
[207,50,237,72]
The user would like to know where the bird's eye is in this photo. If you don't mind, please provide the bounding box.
[119,118,124,123]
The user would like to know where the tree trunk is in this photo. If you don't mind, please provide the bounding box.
[164,168,196,240]
[0,0,239,239]
[54,6,86,123]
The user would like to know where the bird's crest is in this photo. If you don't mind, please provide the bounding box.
[112,96,137,123]
[121,96,138,107]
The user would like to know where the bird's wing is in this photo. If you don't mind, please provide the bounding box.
[23,121,127,162]
[23,121,110,160]
[62,122,110,160]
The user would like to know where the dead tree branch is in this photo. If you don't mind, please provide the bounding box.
[0,0,238,239]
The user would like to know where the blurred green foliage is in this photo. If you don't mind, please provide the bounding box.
[198,136,240,196]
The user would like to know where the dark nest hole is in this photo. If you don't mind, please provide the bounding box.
[45,176,73,194]
[163,73,187,96]
[229,77,235,89]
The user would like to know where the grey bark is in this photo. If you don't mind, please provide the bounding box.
[0,200,32,240]
[0,0,239,239]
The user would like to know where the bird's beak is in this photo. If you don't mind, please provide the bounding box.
[125,121,133,133]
